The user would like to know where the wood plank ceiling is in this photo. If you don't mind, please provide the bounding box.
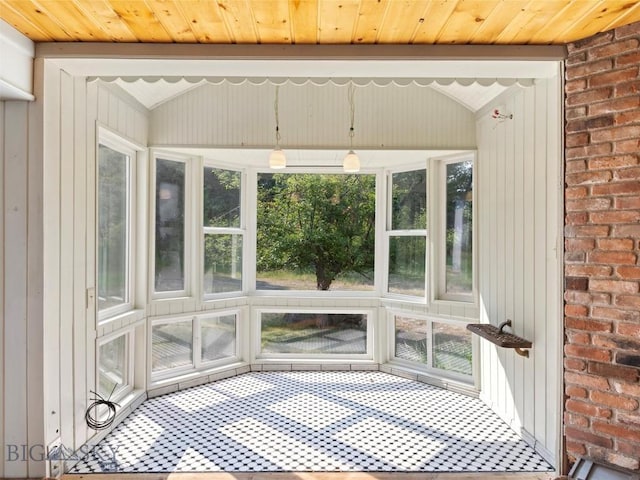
[1,0,640,45]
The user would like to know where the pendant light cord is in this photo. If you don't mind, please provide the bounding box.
[274,85,281,147]
[348,82,356,148]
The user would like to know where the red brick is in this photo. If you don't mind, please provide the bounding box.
[613,166,640,181]
[618,413,640,428]
[615,295,640,308]
[565,225,610,237]
[566,317,612,332]
[617,322,640,336]
[565,238,596,251]
[590,210,640,224]
[597,238,634,250]
[613,381,640,398]
[592,306,639,322]
[566,78,588,93]
[566,59,613,79]
[566,186,588,199]
[616,51,640,66]
[589,96,640,116]
[588,361,639,382]
[590,67,639,87]
[615,22,640,39]
[565,357,588,372]
[565,426,613,449]
[565,265,612,277]
[566,212,589,226]
[566,291,608,306]
[615,110,640,126]
[616,443,640,467]
[591,334,618,349]
[566,106,587,120]
[566,385,588,398]
[566,119,587,134]
[592,181,640,196]
[589,38,639,59]
[567,87,614,107]
[567,399,613,419]
[612,224,640,238]
[566,251,586,263]
[593,421,640,442]
[567,143,612,159]
[565,344,612,362]
[591,126,640,143]
[591,390,639,411]
[566,277,589,291]
[613,138,640,154]
[606,451,640,471]
[566,171,612,185]
[616,80,640,97]
[565,412,590,428]
[587,251,637,265]
[566,158,587,172]
[590,279,639,294]
[565,304,588,317]
[615,196,640,209]
[566,440,587,458]
[588,155,639,170]
[567,197,611,212]
[617,266,640,279]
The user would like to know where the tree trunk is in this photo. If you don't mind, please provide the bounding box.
[315,264,333,290]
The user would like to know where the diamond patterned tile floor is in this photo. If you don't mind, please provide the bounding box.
[70,371,553,474]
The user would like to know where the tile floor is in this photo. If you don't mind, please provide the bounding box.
[71,371,553,474]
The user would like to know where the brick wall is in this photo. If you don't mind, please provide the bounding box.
[564,21,640,472]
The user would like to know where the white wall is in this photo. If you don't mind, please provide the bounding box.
[0,96,45,477]
[0,19,34,101]
[150,82,476,151]
[41,71,149,476]
[475,75,563,465]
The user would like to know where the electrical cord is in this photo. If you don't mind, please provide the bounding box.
[85,384,120,430]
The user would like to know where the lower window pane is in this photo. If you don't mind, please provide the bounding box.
[433,322,472,376]
[204,234,243,294]
[201,315,236,362]
[394,316,428,364]
[261,313,367,354]
[98,335,127,398]
[152,321,193,372]
[388,236,426,296]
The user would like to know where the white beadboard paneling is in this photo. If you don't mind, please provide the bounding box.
[475,78,562,466]
[150,83,476,150]
[0,100,4,480]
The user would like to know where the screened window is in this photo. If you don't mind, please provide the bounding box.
[387,169,427,297]
[257,173,375,292]
[155,158,186,293]
[203,167,243,296]
[98,142,132,316]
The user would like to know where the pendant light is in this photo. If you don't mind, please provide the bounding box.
[343,82,360,173]
[269,85,286,169]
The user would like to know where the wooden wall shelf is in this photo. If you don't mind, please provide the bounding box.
[466,320,532,357]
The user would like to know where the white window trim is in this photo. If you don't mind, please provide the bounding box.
[430,152,477,304]
[150,150,194,300]
[97,129,139,323]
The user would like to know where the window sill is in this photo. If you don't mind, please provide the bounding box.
[97,308,145,337]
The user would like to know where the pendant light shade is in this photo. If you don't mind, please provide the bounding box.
[343,150,360,173]
[269,148,287,169]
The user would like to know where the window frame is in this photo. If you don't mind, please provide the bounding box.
[97,130,137,322]
[150,151,193,300]
[431,153,477,304]
[202,160,246,300]
[384,163,429,301]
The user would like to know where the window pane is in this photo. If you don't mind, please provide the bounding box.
[152,321,193,372]
[433,322,472,376]
[445,161,473,295]
[204,234,242,294]
[98,335,127,398]
[394,316,428,364]
[391,170,426,230]
[261,313,367,354]
[201,315,236,362]
[388,236,426,297]
[204,167,241,228]
[98,144,129,311]
[155,159,185,292]
[257,173,375,291]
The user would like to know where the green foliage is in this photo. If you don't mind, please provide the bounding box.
[257,173,376,290]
